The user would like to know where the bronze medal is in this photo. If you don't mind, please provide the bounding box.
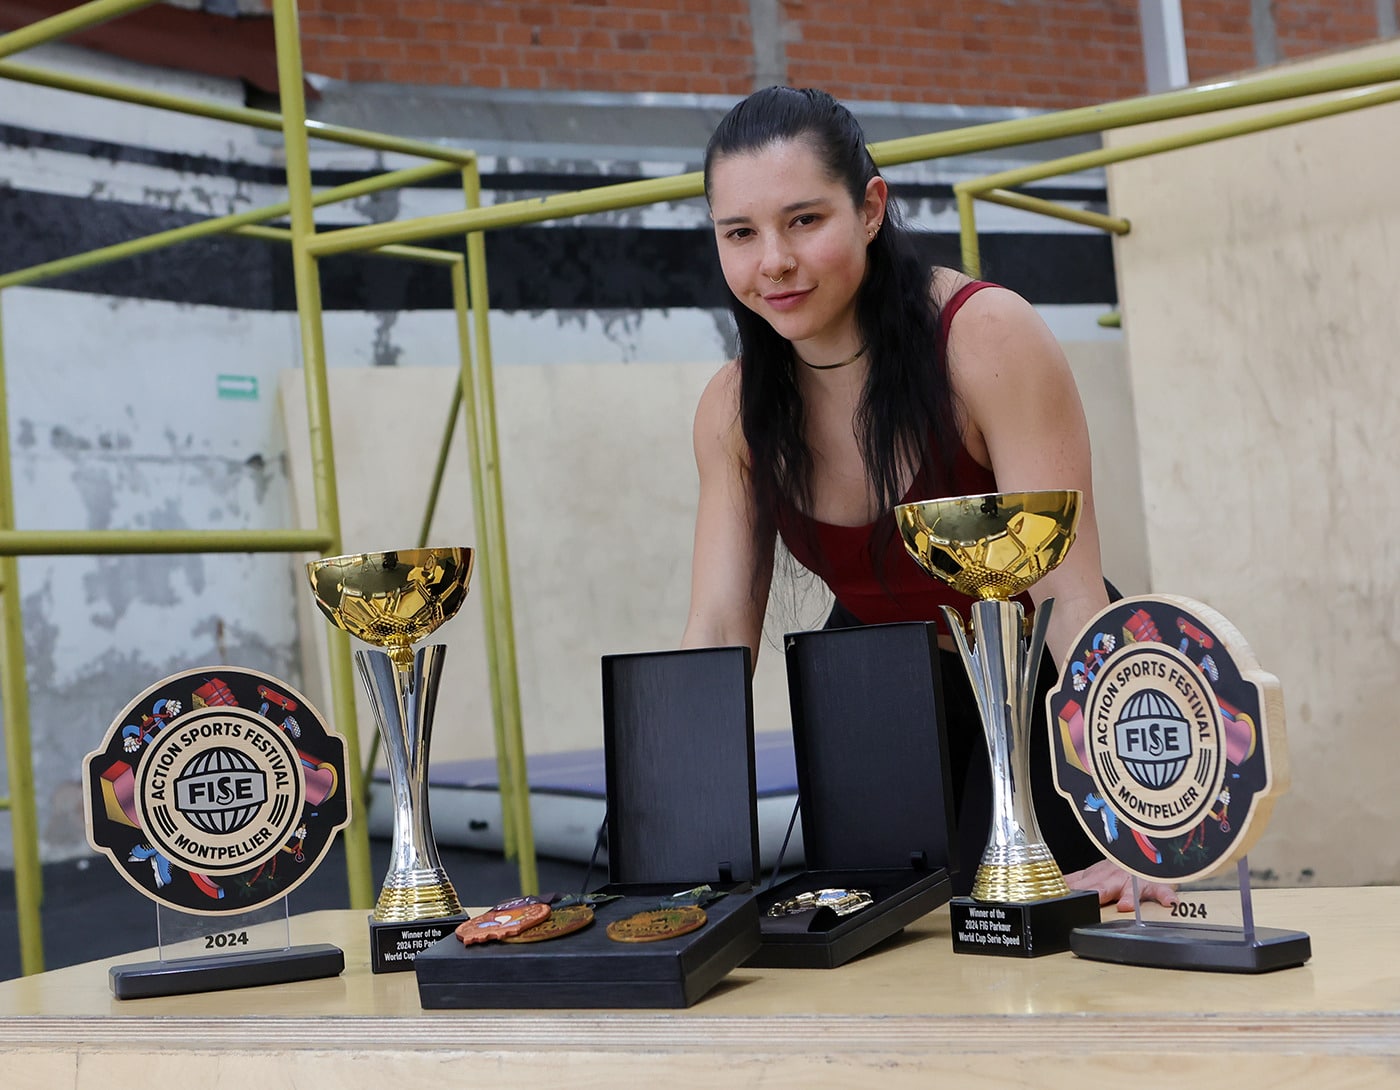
[454,901,552,945]
[606,905,707,943]
[501,904,595,944]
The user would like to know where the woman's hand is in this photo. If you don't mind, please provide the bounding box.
[1064,858,1176,912]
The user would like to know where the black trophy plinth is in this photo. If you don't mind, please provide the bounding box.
[110,943,345,1000]
[1071,918,1312,973]
[370,914,472,973]
[415,646,762,1008]
[749,623,957,969]
[949,890,1101,957]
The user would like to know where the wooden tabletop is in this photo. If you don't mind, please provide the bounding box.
[2,886,1397,1087]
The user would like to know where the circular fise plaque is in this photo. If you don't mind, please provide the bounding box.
[84,666,350,915]
[1047,595,1288,885]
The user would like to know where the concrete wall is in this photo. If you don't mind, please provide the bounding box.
[1105,38,1400,887]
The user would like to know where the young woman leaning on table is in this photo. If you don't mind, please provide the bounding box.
[680,85,1174,911]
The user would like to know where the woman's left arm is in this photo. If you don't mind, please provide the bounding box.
[945,286,1175,911]
[944,285,1109,662]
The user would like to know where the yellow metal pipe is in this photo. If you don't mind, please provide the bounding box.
[976,188,1131,234]
[272,0,373,912]
[0,160,459,291]
[307,55,1400,259]
[0,529,332,555]
[0,60,477,164]
[447,240,513,863]
[872,53,1400,168]
[0,296,45,975]
[308,172,706,257]
[235,225,462,266]
[463,163,536,894]
[0,0,156,60]
[957,82,1400,197]
[954,83,1400,296]
[956,190,981,279]
[445,261,513,864]
[416,380,462,551]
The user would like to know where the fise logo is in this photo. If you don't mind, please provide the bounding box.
[135,708,305,875]
[1085,643,1225,838]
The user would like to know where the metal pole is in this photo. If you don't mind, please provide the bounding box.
[0,60,477,165]
[0,0,156,60]
[0,295,44,974]
[271,0,373,911]
[446,263,514,864]
[462,163,536,895]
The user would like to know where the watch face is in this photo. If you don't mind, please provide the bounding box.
[84,666,350,915]
[605,906,708,943]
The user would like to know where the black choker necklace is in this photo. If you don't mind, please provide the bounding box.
[798,343,868,371]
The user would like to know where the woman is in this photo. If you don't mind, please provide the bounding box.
[681,86,1172,910]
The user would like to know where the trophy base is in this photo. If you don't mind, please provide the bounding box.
[950,890,1101,957]
[1071,918,1312,973]
[110,943,345,1000]
[369,913,473,973]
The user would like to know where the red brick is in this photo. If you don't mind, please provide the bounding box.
[292,0,1363,109]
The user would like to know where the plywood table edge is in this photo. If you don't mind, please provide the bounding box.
[2,1011,1399,1057]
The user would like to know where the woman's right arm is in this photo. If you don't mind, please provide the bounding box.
[680,361,774,663]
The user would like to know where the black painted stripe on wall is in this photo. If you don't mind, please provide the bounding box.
[0,188,1117,310]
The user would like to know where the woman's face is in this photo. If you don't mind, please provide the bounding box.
[708,138,886,353]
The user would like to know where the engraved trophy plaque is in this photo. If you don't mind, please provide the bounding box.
[895,490,1101,956]
[306,546,473,972]
[1048,594,1309,972]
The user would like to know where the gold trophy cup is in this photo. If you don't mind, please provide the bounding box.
[895,491,1100,955]
[306,546,473,972]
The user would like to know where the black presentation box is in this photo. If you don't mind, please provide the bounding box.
[414,646,762,1008]
[748,622,957,969]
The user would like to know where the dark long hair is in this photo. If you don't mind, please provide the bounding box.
[703,86,961,581]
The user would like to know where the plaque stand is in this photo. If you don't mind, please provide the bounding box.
[1069,858,1311,973]
[110,897,344,1000]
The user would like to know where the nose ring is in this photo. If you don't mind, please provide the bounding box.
[768,262,795,284]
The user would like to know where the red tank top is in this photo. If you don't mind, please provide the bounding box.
[775,280,1016,627]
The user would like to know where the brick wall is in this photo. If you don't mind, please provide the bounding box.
[291,0,1399,107]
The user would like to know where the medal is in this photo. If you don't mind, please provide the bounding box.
[606,905,707,943]
[454,901,552,945]
[501,904,595,944]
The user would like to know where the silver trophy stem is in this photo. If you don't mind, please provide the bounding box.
[355,644,463,921]
[941,599,1070,902]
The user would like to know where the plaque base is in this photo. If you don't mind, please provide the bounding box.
[949,890,1101,957]
[1071,918,1312,973]
[370,913,472,973]
[110,943,344,1000]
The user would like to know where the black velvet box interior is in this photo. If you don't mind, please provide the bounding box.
[748,622,958,969]
[414,646,762,1008]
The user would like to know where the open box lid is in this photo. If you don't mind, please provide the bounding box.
[783,622,958,874]
[600,646,760,887]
